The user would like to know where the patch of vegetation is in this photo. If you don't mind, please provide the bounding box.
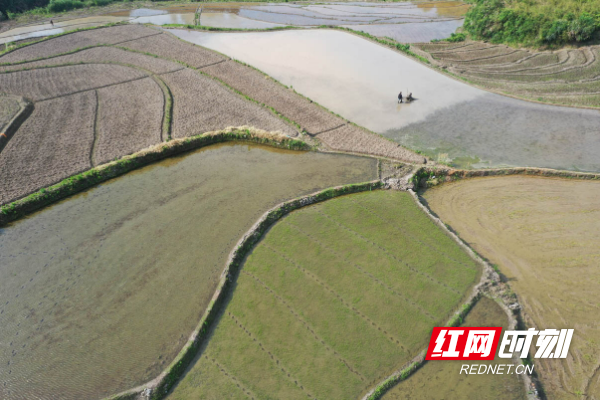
[169,190,480,399]
[463,0,600,46]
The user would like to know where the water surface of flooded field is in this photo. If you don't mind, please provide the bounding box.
[0,143,376,399]
[0,16,129,44]
[175,29,600,172]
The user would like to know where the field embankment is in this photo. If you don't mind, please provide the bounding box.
[423,175,600,399]
[415,40,600,109]
[168,190,481,400]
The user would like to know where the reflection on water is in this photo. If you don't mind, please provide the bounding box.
[0,16,128,45]
[130,12,284,29]
[173,29,600,172]
[0,143,376,399]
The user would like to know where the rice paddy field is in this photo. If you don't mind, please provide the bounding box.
[415,41,600,109]
[0,143,377,399]
[188,28,600,172]
[2,4,599,399]
[382,296,526,400]
[424,175,600,399]
[168,190,481,400]
[0,24,426,206]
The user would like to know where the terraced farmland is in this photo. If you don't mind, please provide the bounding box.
[383,297,526,400]
[415,41,600,108]
[424,175,600,400]
[169,190,480,400]
[0,24,422,205]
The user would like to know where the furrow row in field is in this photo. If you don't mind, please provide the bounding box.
[227,311,318,399]
[314,209,462,295]
[263,243,407,348]
[241,270,366,382]
[282,220,436,321]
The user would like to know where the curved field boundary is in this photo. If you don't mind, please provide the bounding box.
[0,128,310,227]
[106,180,383,400]
[411,165,600,189]
[361,189,539,400]
[0,95,32,153]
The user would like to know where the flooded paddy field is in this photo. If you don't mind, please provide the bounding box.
[168,190,480,400]
[416,42,600,109]
[0,16,129,45]
[0,24,422,208]
[175,29,600,172]
[383,297,526,400]
[1,1,467,44]
[0,142,377,399]
[423,175,600,399]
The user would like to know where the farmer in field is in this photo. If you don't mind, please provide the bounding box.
[397,91,403,103]
[50,20,54,26]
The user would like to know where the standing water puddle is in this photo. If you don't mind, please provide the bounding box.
[0,143,376,399]
[172,29,600,172]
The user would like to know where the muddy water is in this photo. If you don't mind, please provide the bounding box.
[345,19,465,43]
[0,16,129,44]
[130,12,284,29]
[0,143,376,400]
[383,297,526,399]
[175,29,600,172]
[423,176,600,399]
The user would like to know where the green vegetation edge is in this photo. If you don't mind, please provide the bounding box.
[0,129,310,227]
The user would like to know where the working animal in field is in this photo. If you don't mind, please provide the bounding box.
[407,93,413,102]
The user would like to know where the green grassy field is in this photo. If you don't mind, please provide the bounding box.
[168,190,480,400]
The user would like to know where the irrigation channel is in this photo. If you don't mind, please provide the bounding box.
[174,28,600,172]
[0,143,377,399]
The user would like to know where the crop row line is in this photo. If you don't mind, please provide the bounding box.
[227,311,317,399]
[315,210,462,295]
[241,269,367,382]
[347,197,477,272]
[205,355,257,400]
[283,220,435,321]
[263,243,406,348]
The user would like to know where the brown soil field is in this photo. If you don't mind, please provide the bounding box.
[318,123,426,163]
[414,41,600,108]
[0,92,96,204]
[0,93,20,132]
[95,77,164,165]
[202,59,342,135]
[423,175,600,399]
[121,30,226,68]
[161,68,295,139]
[0,46,182,75]
[0,24,423,205]
[0,24,156,63]
[383,297,526,400]
[0,63,146,101]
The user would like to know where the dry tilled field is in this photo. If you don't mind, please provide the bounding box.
[414,40,600,108]
[0,24,423,206]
